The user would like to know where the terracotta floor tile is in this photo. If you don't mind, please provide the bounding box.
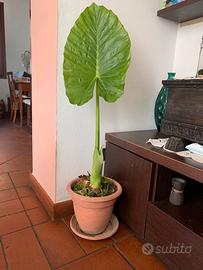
[34,221,85,268]
[0,174,13,190]
[16,186,34,198]
[0,154,32,174]
[112,222,134,242]
[9,171,31,187]
[58,247,133,270]
[2,228,51,270]
[0,199,23,217]
[20,195,41,210]
[0,212,31,236]
[0,189,18,203]
[0,244,7,270]
[65,215,113,253]
[75,234,113,254]
[0,149,22,164]
[26,207,49,225]
[116,236,168,270]
[0,164,17,175]
[0,122,31,172]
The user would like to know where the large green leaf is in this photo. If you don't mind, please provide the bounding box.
[63,3,131,106]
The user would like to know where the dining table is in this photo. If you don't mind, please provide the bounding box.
[14,79,32,127]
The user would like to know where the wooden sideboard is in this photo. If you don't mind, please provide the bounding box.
[104,130,203,270]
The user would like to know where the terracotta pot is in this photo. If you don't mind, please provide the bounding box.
[67,178,122,235]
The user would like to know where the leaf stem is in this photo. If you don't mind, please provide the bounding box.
[90,80,103,189]
[95,79,100,151]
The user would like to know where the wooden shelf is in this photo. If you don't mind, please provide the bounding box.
[153,183,203,237]
[153,168,203,237]
[157,0,203,23]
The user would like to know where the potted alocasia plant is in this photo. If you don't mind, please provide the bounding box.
[64,3,131,237]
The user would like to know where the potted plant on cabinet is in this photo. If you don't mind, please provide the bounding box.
[64,3,131,239]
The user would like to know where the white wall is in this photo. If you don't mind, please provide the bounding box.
[173,18,203,78]
[0,0,30,103]
[56,0,178,202]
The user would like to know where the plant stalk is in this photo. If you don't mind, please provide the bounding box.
[95,80,100,151]
[90,80,103,188]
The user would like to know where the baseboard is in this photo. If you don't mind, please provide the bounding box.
[29,173,73,220]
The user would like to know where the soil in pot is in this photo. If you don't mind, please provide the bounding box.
[73,175,117,197]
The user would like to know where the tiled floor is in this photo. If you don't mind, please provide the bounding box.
[0,119,169,270]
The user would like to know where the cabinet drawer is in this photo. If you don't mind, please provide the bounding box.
[145,203,203,270]
[104,142,153,239]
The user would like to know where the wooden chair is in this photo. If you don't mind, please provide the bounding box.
[7,72,19,122]
[7,72,30,125]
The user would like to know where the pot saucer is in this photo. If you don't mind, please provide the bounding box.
[70,214,119,240]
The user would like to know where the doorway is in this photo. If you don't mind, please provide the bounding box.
[0,0,31,129]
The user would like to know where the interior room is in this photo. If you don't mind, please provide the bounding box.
[0,0,31,128]
[0,0,202,269]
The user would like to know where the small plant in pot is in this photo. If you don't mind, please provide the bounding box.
[63,3,131,239]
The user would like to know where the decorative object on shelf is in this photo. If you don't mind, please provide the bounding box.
[154,72,176,131]
[186,143,203,156]
[160,79,203,144]
[169,177,187,206]
[161,0,167,8]
[147,138,168,148]
[166,0,183,7]
[198,69,203,76]
[196,36,203,78]
[164,136,187,152]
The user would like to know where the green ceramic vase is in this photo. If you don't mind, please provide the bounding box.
[154,72,176,131]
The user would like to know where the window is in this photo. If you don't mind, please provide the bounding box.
[0,2,6,78]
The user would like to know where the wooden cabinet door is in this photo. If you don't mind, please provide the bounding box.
[104,142,153,239]
[146,204,203,270]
